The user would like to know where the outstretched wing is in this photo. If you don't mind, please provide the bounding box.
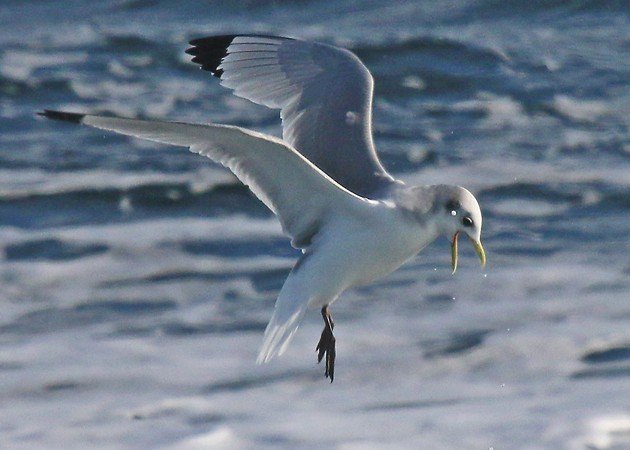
[38,110,371,248]
[186,34,397,198]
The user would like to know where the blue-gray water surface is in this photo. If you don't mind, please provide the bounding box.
[1,1,629,448]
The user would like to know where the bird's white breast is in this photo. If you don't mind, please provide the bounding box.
[303,202,439,308]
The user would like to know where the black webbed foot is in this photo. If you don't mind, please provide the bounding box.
[316,306,336,382]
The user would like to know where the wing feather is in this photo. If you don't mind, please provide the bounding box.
[186,34,397,197]
[39,110,370,248]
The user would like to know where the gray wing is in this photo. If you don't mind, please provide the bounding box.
[38,110,372,249]
[186,34,397,198]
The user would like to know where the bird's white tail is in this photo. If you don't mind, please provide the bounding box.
[256,257,314,364]
[256,304,308,364]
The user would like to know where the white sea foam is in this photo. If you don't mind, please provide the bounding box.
[553,95,609,123]
[452,92,529,129]
[0,50,87,81]
[168,427,248,449]
[577,415,630,450]
[0,167,232,198]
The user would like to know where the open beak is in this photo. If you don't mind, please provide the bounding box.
[451,232,486,274]
[451,232,460,274]
[471,237,487,269]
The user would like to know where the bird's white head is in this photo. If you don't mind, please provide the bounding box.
[432,185,486,273]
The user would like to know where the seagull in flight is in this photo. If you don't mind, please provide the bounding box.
[39,34,486,382]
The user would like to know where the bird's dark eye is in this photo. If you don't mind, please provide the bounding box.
[462,216,473,227]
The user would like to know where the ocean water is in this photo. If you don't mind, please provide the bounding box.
[1,0,629,448]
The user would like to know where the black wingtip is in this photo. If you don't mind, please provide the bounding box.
[188,34,237,47]
[37,109,85,124]
[186,34,238,78]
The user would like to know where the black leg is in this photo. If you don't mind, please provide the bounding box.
[316,305,336,382]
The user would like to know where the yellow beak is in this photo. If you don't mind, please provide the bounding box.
[472,237,487,269]
[451,231,460,274]
[451,232,486,274]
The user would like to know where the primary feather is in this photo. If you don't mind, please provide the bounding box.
[186,34,397,197]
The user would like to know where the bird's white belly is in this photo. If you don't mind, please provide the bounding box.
[304,207,438,308]
[344,218,435,286]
